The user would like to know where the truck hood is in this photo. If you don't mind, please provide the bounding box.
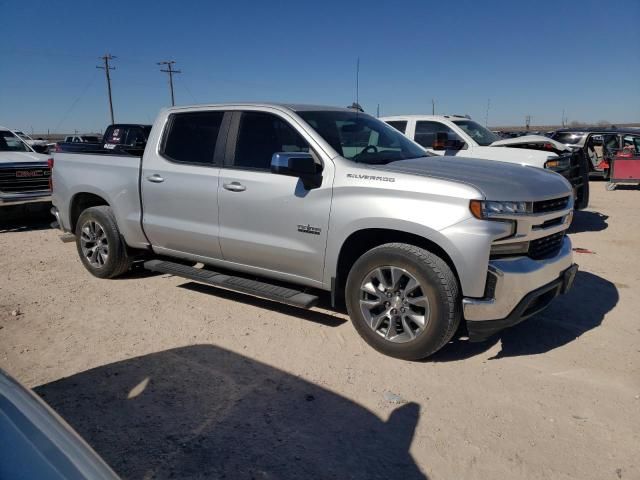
[372,156,572,202]
[490,135,570,151]
[0,151,49,165]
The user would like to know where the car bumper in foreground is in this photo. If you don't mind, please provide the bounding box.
[462,236,577,341]
[0,191,51,206]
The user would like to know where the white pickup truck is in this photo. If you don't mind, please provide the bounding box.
[382,115,589,209]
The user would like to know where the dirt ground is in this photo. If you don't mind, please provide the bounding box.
[1,182,638,480]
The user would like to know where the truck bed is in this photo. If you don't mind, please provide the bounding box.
[51,151,149,248]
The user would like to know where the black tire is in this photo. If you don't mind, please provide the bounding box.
[75,206,131,279]
[345,243,461,360]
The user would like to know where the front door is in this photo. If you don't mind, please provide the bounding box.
[141,110,229,259]
[217,111,333,283]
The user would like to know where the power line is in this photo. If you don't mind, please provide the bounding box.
[96,54,116,124]
[158,60,181,106]
[52,70,99,133]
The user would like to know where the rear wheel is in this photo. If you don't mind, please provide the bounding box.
[75,206,131,278]
[345,243,461,360]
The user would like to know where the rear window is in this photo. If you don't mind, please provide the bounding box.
[162,112,225,165]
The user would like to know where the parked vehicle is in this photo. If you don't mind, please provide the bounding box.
[13,130,49,152]
[0,368,119,480]
[0,126,52,208]
[55,124,151,155]
[64,134,101,143]
[551,128,640,179]
[52,104,577,360]
[382,115,589,209]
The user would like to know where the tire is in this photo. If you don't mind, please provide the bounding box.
[345,243,461,360]
[75,206,131,279]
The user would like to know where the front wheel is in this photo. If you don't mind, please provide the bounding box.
[75,206,131,278]
[345,243,461,360]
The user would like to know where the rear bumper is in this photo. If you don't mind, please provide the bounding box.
[463,236,577,341]
[0,191,51,206]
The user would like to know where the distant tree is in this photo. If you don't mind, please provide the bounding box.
[596,120,611,127]
[569,120,586,127]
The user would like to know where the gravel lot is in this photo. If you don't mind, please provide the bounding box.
[1,182,638,480]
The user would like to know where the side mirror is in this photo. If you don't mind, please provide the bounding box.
[271,152,322,189]
[432,132,448,151]
[433,132,464,151]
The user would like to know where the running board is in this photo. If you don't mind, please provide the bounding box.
[144,259,319,309]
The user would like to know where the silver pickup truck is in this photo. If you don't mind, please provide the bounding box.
[52,103,577,359]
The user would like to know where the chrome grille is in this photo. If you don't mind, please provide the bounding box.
[529,232,565,260]
[532,196,570,214]
[0,164,51,194]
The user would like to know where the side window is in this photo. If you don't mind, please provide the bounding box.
[126,127,147,146]
[414,121,458,148]
[162,111,224,165]
[386,121,407,133]
[234,112,309,170]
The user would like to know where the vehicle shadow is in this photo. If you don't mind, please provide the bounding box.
[568,210,608,233]
[178,281,347,327]
[0,203,54,233]
[35,345,428,480]
[431,271,618,361]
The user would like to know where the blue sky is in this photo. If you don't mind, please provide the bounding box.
[2,0,639,133]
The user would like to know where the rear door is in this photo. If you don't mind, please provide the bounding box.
[141,110,229,259]
[217,110,333,283]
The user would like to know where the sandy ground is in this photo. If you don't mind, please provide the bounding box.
[1,183,638,480]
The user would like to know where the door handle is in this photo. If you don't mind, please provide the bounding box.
[147,174,165,183]
[223,181,246,192]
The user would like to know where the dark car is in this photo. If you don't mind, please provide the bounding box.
[551,128,640,178]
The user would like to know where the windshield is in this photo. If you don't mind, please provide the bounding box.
[452,120,501,146]
[0,130,31,152]
[297,111,426,164]
[551,132,586,145]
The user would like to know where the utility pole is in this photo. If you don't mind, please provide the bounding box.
[485,98,491,127]
[431,98,435,115]
[158,60,181,106]
[561,109,566,127]
[525,115,531,131]
[376,104,380,118]
[97,54,116,124]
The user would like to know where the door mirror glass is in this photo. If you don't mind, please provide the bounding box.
[433,132,464,151]
[271,152,321,189]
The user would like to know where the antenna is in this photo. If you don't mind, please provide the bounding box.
[485,98,491,127]
[355,57,360,116]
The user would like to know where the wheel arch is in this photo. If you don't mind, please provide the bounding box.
[331,227,461,305]
[69,192,110,233]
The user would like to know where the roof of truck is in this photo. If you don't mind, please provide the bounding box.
[380,115,471,121]
[165,103,357,113]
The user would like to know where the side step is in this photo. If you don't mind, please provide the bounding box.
[144,259,319,309]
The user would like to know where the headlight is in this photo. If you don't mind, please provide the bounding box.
[469,200,531,219]
[544,156,571,171]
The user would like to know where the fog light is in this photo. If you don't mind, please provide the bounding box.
[490,241,530,257]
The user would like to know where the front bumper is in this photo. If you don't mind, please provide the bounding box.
[0,190,51,206]
[463,236,577,341]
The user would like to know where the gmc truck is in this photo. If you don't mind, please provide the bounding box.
[52,104,577,360]
[1,127,52,209]
[382,115,589,209]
